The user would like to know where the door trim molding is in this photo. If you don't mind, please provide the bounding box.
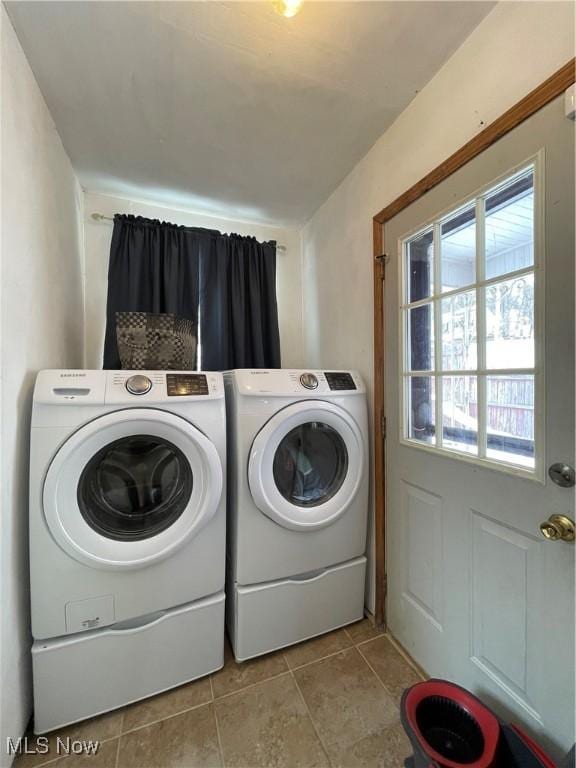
[371,58,575,628]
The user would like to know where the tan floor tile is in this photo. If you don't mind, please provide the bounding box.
[12,736,56,768]
[43,739,119,768]
[359,637,422,702]
[122,676,212,732]
[211,638,288,698]
[14,711,123,768]
[215,673,328,768]
[328,722,412,768]
[283,628,352,669]
[346,618,383,645]
[117,704,221,768]
[293,648,399,752]
[56,710,124,743]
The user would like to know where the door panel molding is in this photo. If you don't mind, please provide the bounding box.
[401,481,444,632]
[371,58,575,627]
[470,510,543,723]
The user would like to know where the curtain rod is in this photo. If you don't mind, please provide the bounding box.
[90,213,287,252]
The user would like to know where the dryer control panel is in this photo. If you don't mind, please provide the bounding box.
[324,372,356,391]
[230,369,364,396]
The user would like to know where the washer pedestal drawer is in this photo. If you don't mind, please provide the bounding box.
[32,591,225,734]
[228,556,366,661]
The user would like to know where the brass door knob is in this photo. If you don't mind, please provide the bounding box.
[539,514,575,542]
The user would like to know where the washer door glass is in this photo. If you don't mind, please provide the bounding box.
[78,435,193,541]
[273,423,348,507]
[43,409,223,570]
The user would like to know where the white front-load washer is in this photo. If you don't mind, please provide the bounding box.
[224,369,369,661]
[30,369,227,733]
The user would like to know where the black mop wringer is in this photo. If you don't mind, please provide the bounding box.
[400,680,558,768]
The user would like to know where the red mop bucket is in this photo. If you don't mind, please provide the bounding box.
[400,680,556,768]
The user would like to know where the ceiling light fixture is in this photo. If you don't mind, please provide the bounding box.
[273,0,303,18]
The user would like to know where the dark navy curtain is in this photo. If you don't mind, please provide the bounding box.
[103,214,281,371]
[198,233,280,371]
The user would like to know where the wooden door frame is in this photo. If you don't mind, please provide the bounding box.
[372,59,575,629]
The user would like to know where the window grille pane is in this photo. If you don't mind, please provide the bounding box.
[486,274,534,369]
[485,172,534,280]
[407,376,436,445]
[407,303,434,371]
[441,206,475,292]
[486,375,535,468]
[442,376,477,454]
[441,290,477,370]
[406,230,433,303]
[401,165,539,474]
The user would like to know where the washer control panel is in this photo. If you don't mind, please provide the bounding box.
[125,374,153,395]
[106,370,223,402]
[32,370,225,407]
[166,373,209,396]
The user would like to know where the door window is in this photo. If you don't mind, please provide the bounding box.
[273,422,348,507]
[77,435,193,540]
[401,164,539,474]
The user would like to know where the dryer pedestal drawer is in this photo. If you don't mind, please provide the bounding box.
[32,591,225,734]
[229,556,366,661]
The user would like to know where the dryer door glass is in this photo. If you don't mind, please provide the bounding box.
[273,422,348,507]
[77,435,193,541]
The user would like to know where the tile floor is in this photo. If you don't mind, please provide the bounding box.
[15,620,424,768]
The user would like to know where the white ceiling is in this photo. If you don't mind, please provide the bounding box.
[6,1,495,225]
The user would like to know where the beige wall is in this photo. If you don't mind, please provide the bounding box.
[0,7,84,761]
[301,1,576,613]
[83,191,304,370]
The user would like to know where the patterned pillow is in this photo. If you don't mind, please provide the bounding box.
[115,312,197,370]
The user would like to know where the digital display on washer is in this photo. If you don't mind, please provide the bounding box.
[324,372,356,391]
[166,374,209,396]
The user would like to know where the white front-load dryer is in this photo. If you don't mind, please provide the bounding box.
[30,370,226,732]
[225,369,369,661]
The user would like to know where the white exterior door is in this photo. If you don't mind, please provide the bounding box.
[384,95,574,757]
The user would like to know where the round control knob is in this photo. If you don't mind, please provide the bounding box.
[300,373,318,390]
[125,374,152,396]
